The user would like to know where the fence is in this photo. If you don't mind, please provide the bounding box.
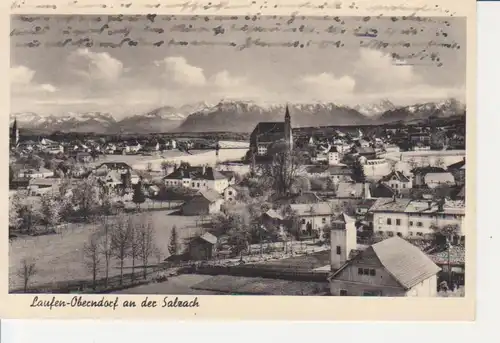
[191,263,329,282]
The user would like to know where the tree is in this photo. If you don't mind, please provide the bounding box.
[111,214,132,285]
[434,157,445,168]
[227,226,251,258]
[128,221,141,281]
[83,234,101,291]
[160,160,174,175]
[132,181,146,211]
[351,159,366,183]
[98,217,114,288]
[137,219,157,279]
[407,158,418,170]
[72,178,99,221]
[17,258,37,293]
[168,225,179,256]
[39,194,61,231]
[17,204,40,234]
[260,145,305,197]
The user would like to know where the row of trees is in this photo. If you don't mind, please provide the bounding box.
[82,213,161,290]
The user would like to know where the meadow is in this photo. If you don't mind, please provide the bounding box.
[8,210,205,291]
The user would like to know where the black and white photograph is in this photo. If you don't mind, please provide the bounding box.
[8,10,467,298]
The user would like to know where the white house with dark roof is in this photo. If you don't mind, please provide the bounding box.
[289,202,336,238]
[328,236,440,297]
[163,165,229,193]
[380,170,412,191]
[369,198,466,238]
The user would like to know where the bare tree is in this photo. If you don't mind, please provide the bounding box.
[111,214,132,285]
[137,219,157,279]
[83,234,102,291]
[128,221,141,282]
[72,178,100,222]
[17,258,37,293]
[97,217,114,288]
[260,145,305,197]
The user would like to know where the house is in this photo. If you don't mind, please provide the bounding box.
[186,232,218,261]
[27,178,60,196]
[261,209,286,238]
[327,146,341,165]
[42,143,64,155]
[356,146,377,159]
[411,166,447,187]
[409,132,431,145]
[447,158,466,186]
[336,182,371,199]
[311,151,328,164]
[181,189,224,216]
[289,202,336,238]
[18,167,54,179]
[74,151,93,163]
[424,172,455,189]
[164,165,229,193]
[380,170,412,191]
[95,162,132,173]
[249,105,293,156]
[328,236,440,297]
[329,212,357,270]
[369,197,465,238]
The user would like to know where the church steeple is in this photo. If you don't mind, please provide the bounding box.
[284,104,293,149]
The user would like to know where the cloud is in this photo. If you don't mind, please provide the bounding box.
[68,48,124,83]
[10,65,58,95]
[156,56,207,87]
[296,48,463,105]
[211,70,245,88]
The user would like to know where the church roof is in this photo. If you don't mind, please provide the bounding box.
[252,122,286,143]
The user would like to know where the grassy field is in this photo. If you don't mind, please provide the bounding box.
[9,210,206,290]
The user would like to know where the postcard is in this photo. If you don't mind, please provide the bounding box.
[1,0,476,320]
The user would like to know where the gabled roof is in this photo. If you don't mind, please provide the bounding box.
[164,166,228,181]
[329,237,441,290]
[369,197,412,212]
[199,189,222,203]
[447,158,466,170]
[381,170,410,183]
[369,182,395,198]
[336,182,364,198]
[199,232,218,245]
[424,172,455,184]
[96,162,132,170]
[252,122,286,143]
[371,237,441,289]
[290,202,334,216]
[327,146,338,153]
[264,209,283,220]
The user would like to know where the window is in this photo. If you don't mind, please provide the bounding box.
[358,268,363,275]
[387,231,394,237]
[417,222,423,227]
[191,182,195,187]
[369,269,376,276]
[409,221,413,226]
[301,219,306,224]
[336,246,341,255]
[409,232,413,236]
[396,219,401,226]
[363,268,370,275]
[322,218,326,224]
[197,183,200,187]
[402,184,406,189]
[417,232,423,237]
[340,290,348,296]
[397,232,402,237]
[386,218,392,225]
[228,191,232,195]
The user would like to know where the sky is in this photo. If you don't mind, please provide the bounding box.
[10,14,466,118]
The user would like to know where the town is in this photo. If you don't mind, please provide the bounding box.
[8,104,466,297]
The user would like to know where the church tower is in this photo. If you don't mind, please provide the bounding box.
[11,118,19,147]
[284,104,293,149]
[330,213,357,271]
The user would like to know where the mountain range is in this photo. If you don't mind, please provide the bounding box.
[10,98,465,135]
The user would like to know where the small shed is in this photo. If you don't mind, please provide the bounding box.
[187,232,218,261]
